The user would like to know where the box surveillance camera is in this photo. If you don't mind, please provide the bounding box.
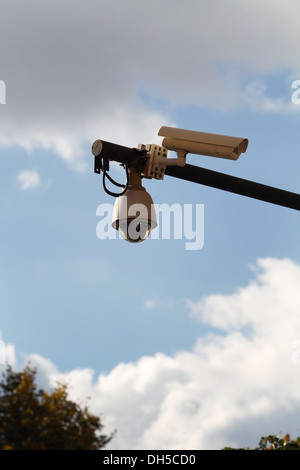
[158,126,248,160]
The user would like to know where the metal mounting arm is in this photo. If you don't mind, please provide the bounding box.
[92,138,300,211]
[92,139,147,173]
[165,164,300,211]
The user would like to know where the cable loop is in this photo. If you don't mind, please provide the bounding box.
[102,165,129,197]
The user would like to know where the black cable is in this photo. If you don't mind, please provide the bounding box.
[105,171,126,188]
[102,165,129,197]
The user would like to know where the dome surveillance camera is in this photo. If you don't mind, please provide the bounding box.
[111,167,157,243]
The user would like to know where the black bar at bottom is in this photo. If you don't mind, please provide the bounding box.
[165,164,300,211]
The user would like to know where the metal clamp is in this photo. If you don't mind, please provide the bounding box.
[138,144,186,180]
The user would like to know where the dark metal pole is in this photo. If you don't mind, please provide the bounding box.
[165,164,300,211]
[92,139,300,211]
[92,140,147,173]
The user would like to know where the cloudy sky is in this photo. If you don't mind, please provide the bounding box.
[1,0,300,450]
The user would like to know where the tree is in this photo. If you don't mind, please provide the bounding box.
[0,365,114,450]
[224,433,300,450]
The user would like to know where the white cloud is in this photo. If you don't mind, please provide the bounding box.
[15,257,300,450]
[0,330,17,370]
[0,1,300,166]
[5,344,17,369]
[143,299,155,310]
[16,169,41,191]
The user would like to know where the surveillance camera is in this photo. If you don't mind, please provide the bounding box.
[111,167,157,243]
[158,126,248,160]
[112,188,157,243]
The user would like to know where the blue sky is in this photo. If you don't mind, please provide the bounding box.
[1,0,300,450]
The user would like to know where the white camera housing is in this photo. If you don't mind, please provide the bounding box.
[111,166,157,243]
[158,126,248,161]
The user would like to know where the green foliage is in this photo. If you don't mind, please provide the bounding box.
[224,433,300,450]
[0,365,114,450]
